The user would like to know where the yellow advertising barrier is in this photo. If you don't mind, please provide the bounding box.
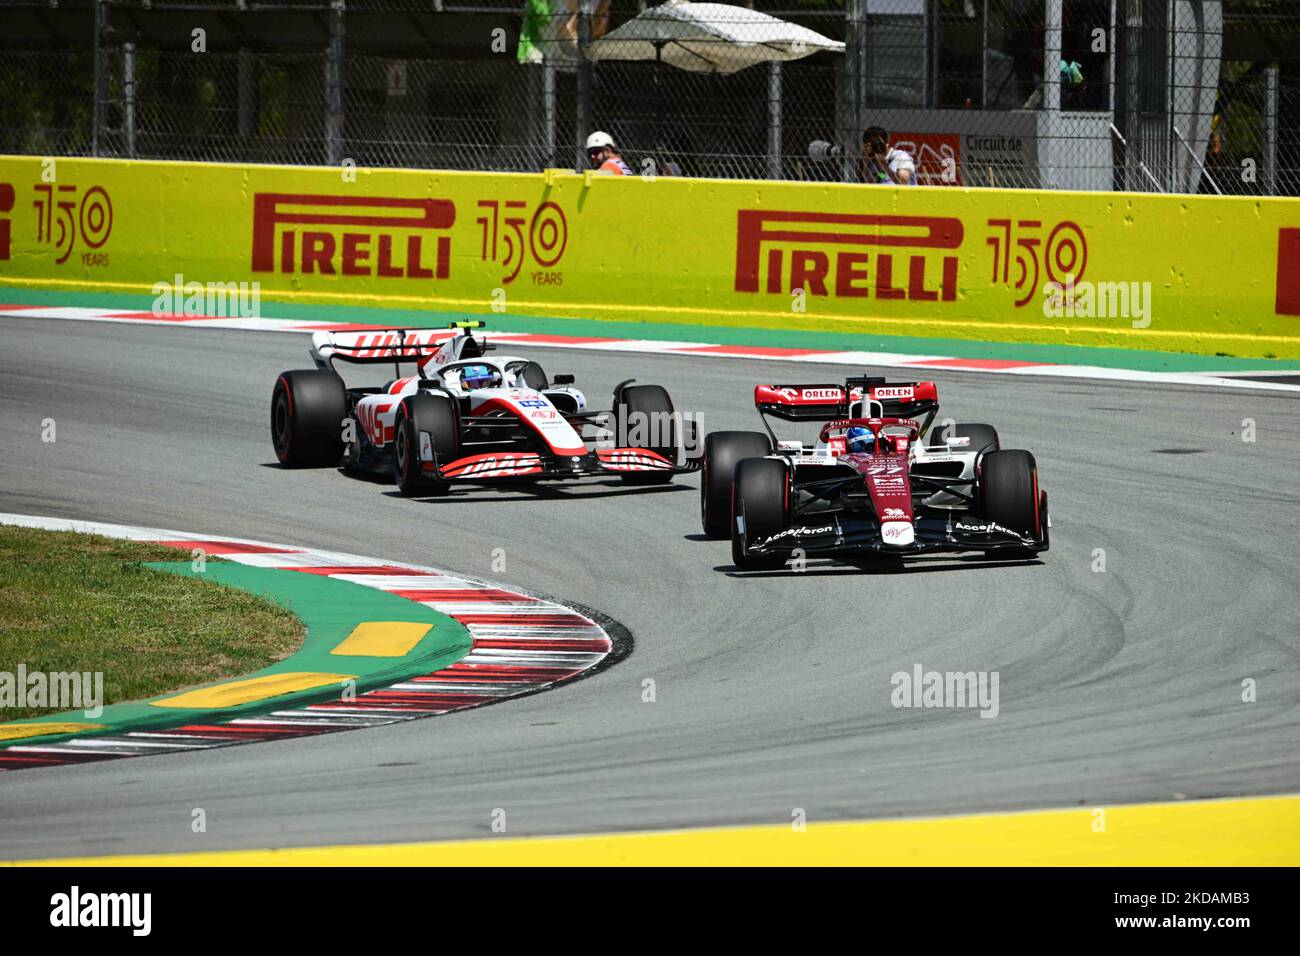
[1,154,1298,357]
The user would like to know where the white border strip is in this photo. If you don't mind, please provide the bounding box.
[0,513,616,770]
[4,305,1300,393]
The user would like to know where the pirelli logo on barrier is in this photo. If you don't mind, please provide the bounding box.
[1277,227,1300,316]
[0,182,13,260]
[734,210,963,302]
[251,193,455,279]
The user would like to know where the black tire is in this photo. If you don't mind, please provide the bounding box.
[731,457,791,570]
[615,384,679,485]
[700,430,772,538]
[930,421,1000,453]
[979,449,1042,548]
[393,394,459,497]
[271,369,347,467]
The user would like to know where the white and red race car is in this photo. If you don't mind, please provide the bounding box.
[699,376,1050,569]
[271,321,696,495]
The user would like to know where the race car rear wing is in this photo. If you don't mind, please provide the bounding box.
[754,378,939,422]
[310,321,491,372]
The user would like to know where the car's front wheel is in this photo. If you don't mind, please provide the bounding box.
[615,384,680,485]
[700,430,773,538]
[731,457,791,571]
[979,449,1043,556]
[393,394,458,497]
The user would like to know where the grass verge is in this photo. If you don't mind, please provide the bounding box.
[0,526,304,720]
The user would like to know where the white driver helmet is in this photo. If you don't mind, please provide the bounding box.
[585,130,616,151]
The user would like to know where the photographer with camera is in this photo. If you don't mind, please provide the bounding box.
[862,125,916,186]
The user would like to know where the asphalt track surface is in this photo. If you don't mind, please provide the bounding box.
[1,316,1297,860]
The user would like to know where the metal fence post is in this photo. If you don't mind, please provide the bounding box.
[1265,64,1278,196]
[576,0,594,171]
[124,42,137,159]
[325,0,345,166]
[92,0,107,157]
[1044,0,1061,113]
[544,58,557,170]
[238,47,256,144]
[767,62,782,181]
[841,0,865,183]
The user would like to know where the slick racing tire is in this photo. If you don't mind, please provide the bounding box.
[615,384,680,485]
[929,421,999,453]
[393,393,458,497]
[731,457,791,571]
[271,369,347,467]
[701,430,772,538]
[978,449,1042,557]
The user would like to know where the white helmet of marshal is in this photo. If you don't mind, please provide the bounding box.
[585,130,616,151]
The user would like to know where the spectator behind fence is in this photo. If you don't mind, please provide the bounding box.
[863,126,916,185]
[586,131,633,176]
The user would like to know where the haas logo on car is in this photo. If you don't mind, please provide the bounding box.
[453,455,539,478]
[356,400,393,444]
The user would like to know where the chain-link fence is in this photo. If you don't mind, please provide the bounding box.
[1,0,1298,194]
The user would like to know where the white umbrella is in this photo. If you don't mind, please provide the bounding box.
[584,1,844,75]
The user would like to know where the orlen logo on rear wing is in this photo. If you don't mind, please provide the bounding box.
[734,211,963,301]
[252,193,454,279]
[868,381,937,404]
[756,384,860,405]
[754,384,864,421]
[755,381,939,421]
[863,381,939,419]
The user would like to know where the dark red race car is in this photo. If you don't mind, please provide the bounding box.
[699,375,1050,569]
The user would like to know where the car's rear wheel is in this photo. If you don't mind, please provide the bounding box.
[271,369,347,467]
[979,449,1042,556]
[731,457,791,570]
[615,384,679,485]
[393,394,458,497]
[700,430,773,538]
[930,421,999,453]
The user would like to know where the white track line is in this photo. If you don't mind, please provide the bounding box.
[5,305,1300,393]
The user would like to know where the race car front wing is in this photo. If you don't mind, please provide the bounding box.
[745,510,1049,557]
[424,447,701,483]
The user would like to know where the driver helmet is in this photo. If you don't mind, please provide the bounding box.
[460,364,500,390]
[845,425,876,454]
